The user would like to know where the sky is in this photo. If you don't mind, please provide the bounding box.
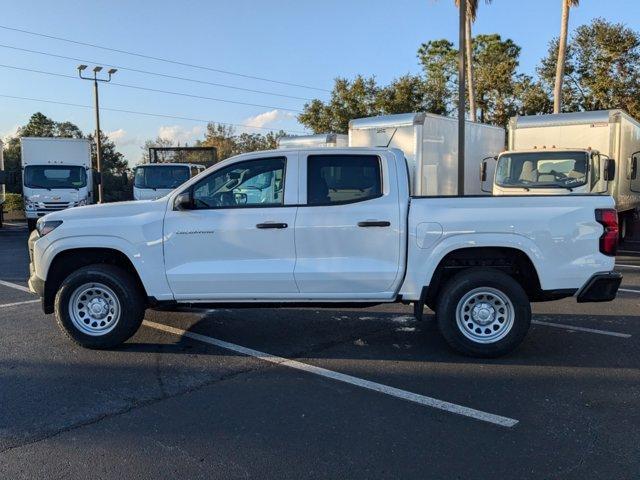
[1,0,639,164]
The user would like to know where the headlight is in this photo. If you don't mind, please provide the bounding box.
[36,220,63,237]
[25,199,36,210]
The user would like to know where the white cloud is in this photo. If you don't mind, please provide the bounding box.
[157,125,204,145]
[106,128,138,147]
[242,109,295,130]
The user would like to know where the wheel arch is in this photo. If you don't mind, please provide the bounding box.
[43,247,148,314]
[423,246,547,309]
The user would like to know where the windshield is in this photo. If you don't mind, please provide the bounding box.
[495,151,588,189]
[134,165,190,190]
[24,165,87,190]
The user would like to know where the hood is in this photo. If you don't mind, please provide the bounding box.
[43,198,168,221]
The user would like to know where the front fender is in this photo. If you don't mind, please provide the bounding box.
[35,234,173,301]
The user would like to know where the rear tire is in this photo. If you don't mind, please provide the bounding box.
[27,219,37,232]
[436,268,531,358]
[54,264,145,349]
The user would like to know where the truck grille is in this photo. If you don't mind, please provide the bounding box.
[38,201,73,211]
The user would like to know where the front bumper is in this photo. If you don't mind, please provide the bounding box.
[576,272,622,303]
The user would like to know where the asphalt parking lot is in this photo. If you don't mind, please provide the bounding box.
[1,221,639,479]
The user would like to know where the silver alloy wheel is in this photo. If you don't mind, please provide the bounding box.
[68,282,121,336]
[455,287,515,344]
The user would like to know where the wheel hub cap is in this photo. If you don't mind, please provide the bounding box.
[472,302,495,325]
[456,287,515,344]
[68,283,121,336]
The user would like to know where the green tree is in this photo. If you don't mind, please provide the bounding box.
[417,39,458,115]
[140,137,176,164]
[553,0,580,113]
[538,18,640,117]
[473,34,521,126]
[297,76,380,133]
[375,75,432,115]
[200,123,237,161]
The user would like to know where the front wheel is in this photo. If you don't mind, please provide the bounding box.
[436,268,531,358]
[54,264,145,349]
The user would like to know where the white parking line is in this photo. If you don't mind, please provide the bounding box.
[143,319,519,428]
[532,320,631,338]
[0,279,31,293]
[2,222,26,227]
[0,299,40,308]
[616,264,640,269]
[619,288,640,294]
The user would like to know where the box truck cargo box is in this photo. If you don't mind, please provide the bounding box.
[349,113,505,196]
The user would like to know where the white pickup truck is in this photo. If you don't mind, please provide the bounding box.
[28,147,622,357]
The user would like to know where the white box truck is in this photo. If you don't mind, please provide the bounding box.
[349,113,505,196]
[490,110,640,238]
[277,134,349,149]
[21,137,93,231]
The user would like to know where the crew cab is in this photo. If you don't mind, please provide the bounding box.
[28,148,622,357]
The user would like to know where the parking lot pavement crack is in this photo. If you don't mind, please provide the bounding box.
[286,325,393,361]
[0,358,276,456]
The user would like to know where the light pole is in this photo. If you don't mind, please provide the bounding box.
[458,0,467,196]
[77,65,117,203]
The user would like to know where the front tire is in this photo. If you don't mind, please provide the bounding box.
[54,264,145,349]
[436,268,531,358]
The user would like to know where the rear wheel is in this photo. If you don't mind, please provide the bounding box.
[436,268,531,358]
[54,264,145,349]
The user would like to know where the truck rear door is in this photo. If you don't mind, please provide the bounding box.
[294,151,403,298]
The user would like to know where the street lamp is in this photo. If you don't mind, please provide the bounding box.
[77,65,117,203]
[458,0,467,196]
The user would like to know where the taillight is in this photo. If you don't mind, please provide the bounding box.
[595,209,618,256]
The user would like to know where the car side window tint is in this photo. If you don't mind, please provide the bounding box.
[192,157,285,209]
[307,155,382,206]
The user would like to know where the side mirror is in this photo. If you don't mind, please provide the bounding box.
[93,170,102,185]
[604,158,616,182]
[480,161,487,182]
[0,171,6,185]
[629,153,639,180]
[174,191,193,210]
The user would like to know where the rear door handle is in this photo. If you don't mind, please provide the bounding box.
[256,222,288,229]
[357,221,391,227]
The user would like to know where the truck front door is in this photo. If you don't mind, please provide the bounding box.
[163,154,299,300]
[294,152,402,298]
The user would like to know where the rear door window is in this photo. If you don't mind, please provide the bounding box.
[307,155,382,206]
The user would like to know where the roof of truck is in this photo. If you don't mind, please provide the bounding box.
[349,112,504,130]
[511,110,640,129]
[137,163,205,167]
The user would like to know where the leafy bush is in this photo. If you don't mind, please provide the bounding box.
[4,193,23,212]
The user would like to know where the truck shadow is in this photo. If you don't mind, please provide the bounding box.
[120,307,640,370]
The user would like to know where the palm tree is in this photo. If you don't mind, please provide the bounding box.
[553,0,579,113]
[454,0,492,122]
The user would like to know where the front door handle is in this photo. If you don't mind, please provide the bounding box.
[256,222,288,229]
[358,221,391,227]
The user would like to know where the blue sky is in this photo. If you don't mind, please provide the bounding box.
[1,0,638,164]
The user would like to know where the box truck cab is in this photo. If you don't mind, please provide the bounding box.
[133,163,205,201]
[489,111,640,238]
[491,147,614,195]
[21,137,93,231]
